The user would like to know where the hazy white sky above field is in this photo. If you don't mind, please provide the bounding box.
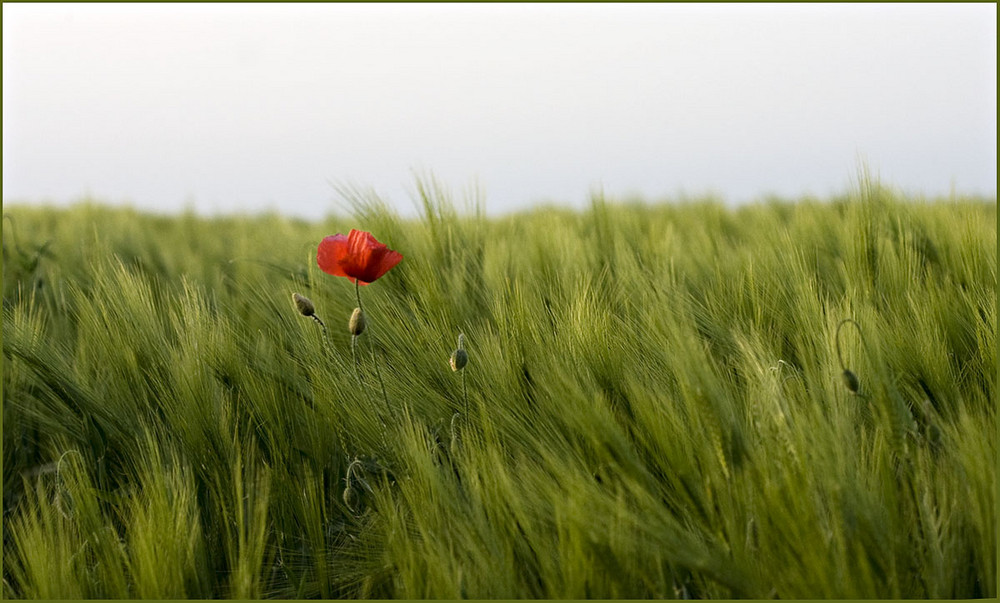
[3,3,996,218]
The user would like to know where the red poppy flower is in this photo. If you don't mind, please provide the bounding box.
[317,229,402,285]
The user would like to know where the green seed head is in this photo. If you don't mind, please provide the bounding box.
[292,293,315,317]
[842,369,860,394]
[349,307,366,336]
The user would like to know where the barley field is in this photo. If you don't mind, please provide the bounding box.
[2,180,996,598]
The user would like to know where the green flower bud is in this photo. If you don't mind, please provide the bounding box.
[349,307,366,336]
[450,348,468,372]
[842,369,860,394]
[450,334,468,371]
[292,293,315,317]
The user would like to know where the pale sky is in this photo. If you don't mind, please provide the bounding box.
[2,3,996,219]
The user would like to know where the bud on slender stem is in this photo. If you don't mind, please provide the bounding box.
[450,333,468,372]
[449,333,471,419]
[292,293,315,317]
[349,307,366,336]
[292,292,331,357]
[842,369,860,394]
[835,319,864,395]
[450,348,468,372]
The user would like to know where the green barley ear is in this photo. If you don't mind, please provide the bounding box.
[292,293,316,317]
[349,307,366,336]
[745,516,759,552]
[919,398,942,450]
[449,411,462,456]
[450,333,468,371]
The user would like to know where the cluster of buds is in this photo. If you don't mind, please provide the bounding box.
[292,292,370,339]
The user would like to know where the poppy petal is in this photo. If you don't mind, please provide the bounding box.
[370,249,403,282]
[345,229,375,280]
[317,234,350,277]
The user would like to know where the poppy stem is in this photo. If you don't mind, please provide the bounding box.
[351,334,361,383]
[370,341,391,414]
[462,368,468,419]
[312,315,333,358]
[355,279,391,415]
[352,280,364,384]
